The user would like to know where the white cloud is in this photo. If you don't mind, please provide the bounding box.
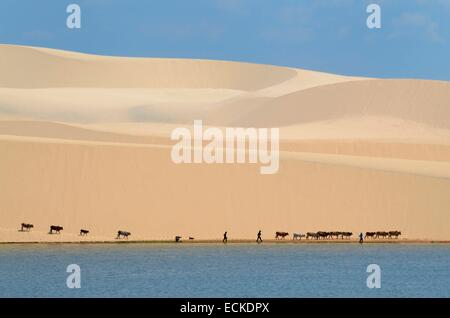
[258,3,314,44]
[139,21,224,41]
[213,0,247,14]
[22,30,54,41]
[312,0,355,7]
[416,0,450,9]
[437,0,450,7]
[389,12,445,44]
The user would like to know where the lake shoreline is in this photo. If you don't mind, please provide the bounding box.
[1,239,449,245]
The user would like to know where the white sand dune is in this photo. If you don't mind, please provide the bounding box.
[0,44,449,242]
[0,44,296,90]
[0,44,359,124]
[0,88,246,123]
[232,79,450,128]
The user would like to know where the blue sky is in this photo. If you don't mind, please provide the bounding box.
[0,0,449,80]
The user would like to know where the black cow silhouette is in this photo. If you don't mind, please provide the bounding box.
[49,225,63,234]
[20,223,34,232]
[116,230,131,239]
[275,231,289,239]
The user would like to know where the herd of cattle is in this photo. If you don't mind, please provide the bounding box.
[364,231,402,239]
[19,223,401,241]
[20,223,131,239]
[276,231,402,240]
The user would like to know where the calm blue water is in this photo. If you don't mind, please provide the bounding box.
[0,243,449,298]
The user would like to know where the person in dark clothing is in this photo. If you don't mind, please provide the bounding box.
[257,230,262,243]
[223,231,228,243]
[359,232,364,244]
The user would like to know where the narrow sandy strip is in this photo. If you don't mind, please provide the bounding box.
[1,238,449,245]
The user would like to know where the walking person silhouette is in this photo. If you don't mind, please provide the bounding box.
[359,232,364,244]
[223,231,228,244]
[257,230,262,244]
